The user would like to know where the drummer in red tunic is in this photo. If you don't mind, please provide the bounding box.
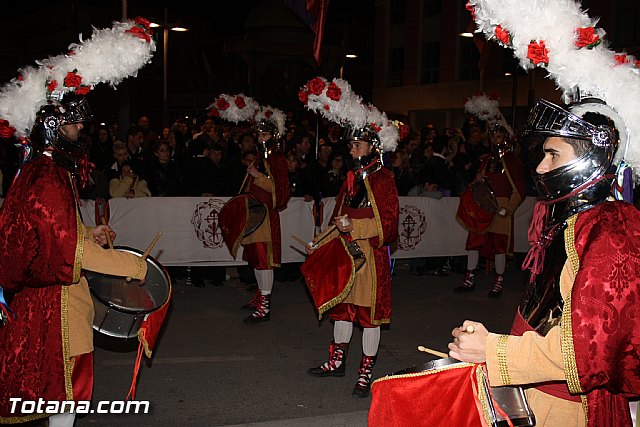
[0,18,156,426]
[299,77,399,398]
[455,122,526,297]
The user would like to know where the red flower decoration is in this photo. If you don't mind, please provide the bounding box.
[216,98,230,110]
[0,120,16,138]
[495,25,511,46]
[75,85,91,96]
[326,82,342,101]
[371,123,382,133]
[465,1,476,20]
[208,108,220,118]
[134,17,152,32]
[307,77,326,96]
[264,110,273,119]
[64,71,82,88]
[489,92,500,100]
[47,80,58,93]
[635,60,640,69]
[126,26,151,43]
[527,40,549,65]
[298,89,309,104]
[615,54,628,64]
[575,27,600,48]
[323,105,330,111]
[235,96,246,109]
[17,75,23,81]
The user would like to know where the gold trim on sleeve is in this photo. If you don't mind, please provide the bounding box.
[497,334,511,385]
[561,214,583,395]
[364,177,384,249]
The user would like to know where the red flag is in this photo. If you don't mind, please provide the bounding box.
[286,0,330,65]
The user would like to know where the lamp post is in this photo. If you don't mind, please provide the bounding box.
[150,8,188,126]
[340,53,358,79]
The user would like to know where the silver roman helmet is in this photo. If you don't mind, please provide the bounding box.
[523,98,619,203]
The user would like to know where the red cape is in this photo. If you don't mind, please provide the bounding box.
[0,155,80,421]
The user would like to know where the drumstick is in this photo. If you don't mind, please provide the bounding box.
[463,325,475,334]
[101,216,114,250]
[417,346,448,358]
[312,224,337,246]
[238,171,250,195]
[290,234,313,251]
[141,231,163,261]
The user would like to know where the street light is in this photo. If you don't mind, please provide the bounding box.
[150,8,188,126]
[340,53,358,79]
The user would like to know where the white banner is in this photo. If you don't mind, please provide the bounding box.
[76,196,535,266]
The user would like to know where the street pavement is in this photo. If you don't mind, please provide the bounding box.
[17,257,529,427]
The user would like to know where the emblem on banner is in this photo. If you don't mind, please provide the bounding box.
[192,198,226,248]
[398,204,427,251]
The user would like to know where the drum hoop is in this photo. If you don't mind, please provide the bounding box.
[87,245,171,315]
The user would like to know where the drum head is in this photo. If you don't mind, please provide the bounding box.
[244,198,266,236]
[471,180,499,213]
[87,247,170,314]
[392,357,462,375]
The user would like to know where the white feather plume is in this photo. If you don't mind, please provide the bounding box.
[299,76,399,152]
[206,93,260,124]
[464,92,514,136]
[0,17,156,139]
[254,104,286,136]
[468,0,640,174]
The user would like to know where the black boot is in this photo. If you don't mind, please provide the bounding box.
[307,341,349,377]
[352,354,377,397]
[243,292,270,324]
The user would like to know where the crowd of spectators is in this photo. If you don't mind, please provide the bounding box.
[60,112,546,204]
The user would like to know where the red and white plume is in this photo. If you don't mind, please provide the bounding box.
[299,76,399,153]
[0,17,156,140]
[206,93,260,124]
[464,92,514,137]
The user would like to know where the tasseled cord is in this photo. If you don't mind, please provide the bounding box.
[522,174,614,283]
[346,158,380,196]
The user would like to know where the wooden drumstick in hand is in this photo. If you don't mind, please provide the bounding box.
[142,231,163,261]
[101,217,114,250]
[417,346,448,358]
[311,224,337,246]
[291,234,313,252]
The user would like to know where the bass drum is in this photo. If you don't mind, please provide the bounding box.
[218,194,267,257]
[456,180,498,234]
[370,357,536,427]
[86,246,171,339]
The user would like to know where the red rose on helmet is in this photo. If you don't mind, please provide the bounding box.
[323,105,330,111]
[208,108,220,118]
[235,96,246,109]
[307,77,326,95]
[0,120,15,138]
[298,89,309,104]
[527,40,549,65]
[126,26,151,43]
[575,27,600,48]
[264,110,273,119]
[47,80,58,93]
[326,82,342,101]
[75,85,91,95]
[216,98,230,110]
[64,71,82,88]
[615,54,628,64]
[465,1,475,20]
[495,25,511,46]
[134,17,152,32]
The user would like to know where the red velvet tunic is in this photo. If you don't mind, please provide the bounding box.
[241,150,290,268]
[0,155,81,422]
[302,167,398,324]
[566,201,640,426]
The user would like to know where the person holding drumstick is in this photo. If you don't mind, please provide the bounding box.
[450,2,640,424]
[299,77,399,398]
[0,18,155,426]
[210,96,291,324]
[455,101,526,297]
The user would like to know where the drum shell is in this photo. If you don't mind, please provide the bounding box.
[218,194,267,257]
[87,246,171,339]
[456,183,496,234]
[371,358,535,427]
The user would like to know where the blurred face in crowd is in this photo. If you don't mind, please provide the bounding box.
[155,142,171,164]
[208,149,223,165]
[114,147,128,164]
[97,127,110,143]
[121,164,136,180]
[240,134,255,153]
[331,155,344,171]
[137,116,150,130]
[407,138,419,154]
[318,145,332,162]
[536,137,578,174]
[287,153,299,172]
[128,131,144,149]
[242,152,255,166]
[258,131,272,143]
[296,136,311,155]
